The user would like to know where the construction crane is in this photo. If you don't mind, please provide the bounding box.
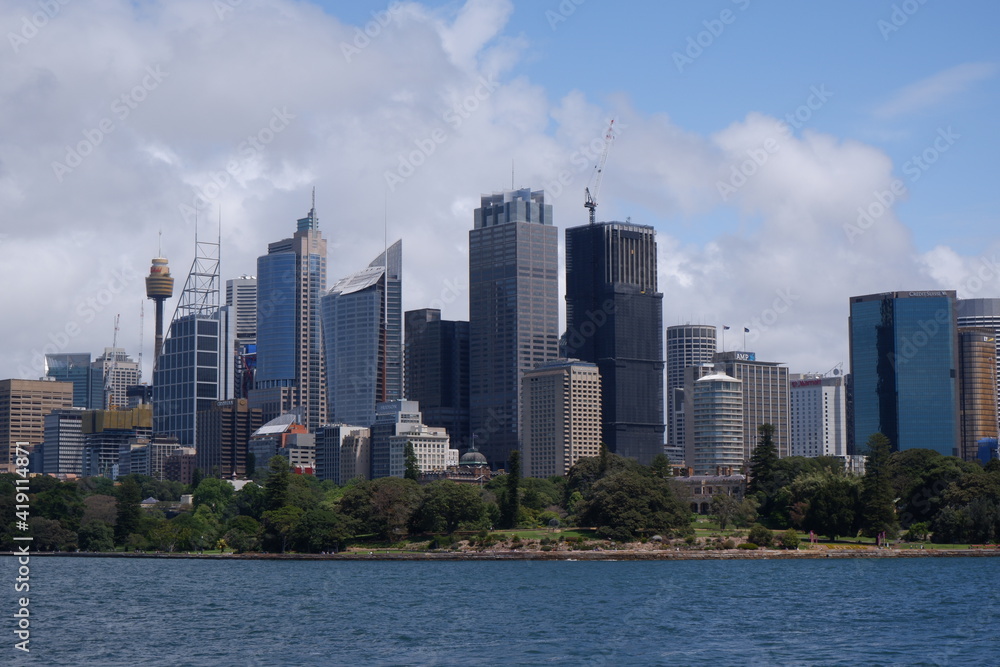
[105,314,120,410]
[584,119,615,225]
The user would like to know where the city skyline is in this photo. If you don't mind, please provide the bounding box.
[3,0,999,389]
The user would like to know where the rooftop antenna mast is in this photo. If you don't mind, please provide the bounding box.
[584,119,615,224]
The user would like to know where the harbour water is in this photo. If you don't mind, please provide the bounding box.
[4,556,998,665]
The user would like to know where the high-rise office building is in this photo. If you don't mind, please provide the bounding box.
[690,371,744,475]
[315,423,370,484]
[92,347,141,410]
[44,353,97,408]
[253,200,328,430]
[957,298,1000,437]
[80,405,153,478]
[41,407,87,475]
[666,325,717,456]
[713,351,790,461]
[849,291,959,456]
[321,241,402,428]
[0,378,74,469]
[227,275,258,400]
[196,398,263,478]
[521,359,602,478]
[404,308,470,451]
[565,221,664,464]
[370,400,454,478]
[153,232,234,447]
[789,373,847,458]
[470,188,558,468]
[957,328,998,461]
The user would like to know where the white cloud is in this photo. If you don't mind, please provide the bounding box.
[874,62,999,119]
[0,0,989,385]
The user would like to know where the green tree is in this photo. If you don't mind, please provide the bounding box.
[34,481,85,532]
[748,523,774,548]
[77,521,115,552]
[499,450,522,529]
[410,481,488,534]
[29,517,77,551]
[404,442,420,481]
[115,477,143,545]
[711,493,740,531]
[579,470,691,541]
[223,515,262,553]
[860,433,897,538]
[191,468,204,492]
[779,528,800,550]
[192,477,234,513]
[264,456,291,511]
[292,508,352,553]
[748,423,781,519]
[81,494,118,527]
[805,474,860,541]
[262,505,304,553]
[650,453,671,479]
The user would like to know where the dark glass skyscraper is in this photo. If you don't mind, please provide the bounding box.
[469,189,558,468]
[565,221,664,464]
[254,203,327,430]
[849,291,959,456]
[405,308,470,450]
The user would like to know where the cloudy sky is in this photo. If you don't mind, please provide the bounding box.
[2,0,998,382]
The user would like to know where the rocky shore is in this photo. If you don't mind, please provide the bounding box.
[12,547,1000,561]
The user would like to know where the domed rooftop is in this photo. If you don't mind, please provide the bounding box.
[460,447,488,466]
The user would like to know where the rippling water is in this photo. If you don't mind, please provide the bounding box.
[3,556,998,665]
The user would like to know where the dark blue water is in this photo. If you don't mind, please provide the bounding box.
[2,556,997,665]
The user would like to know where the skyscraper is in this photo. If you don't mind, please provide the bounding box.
[152,231,234,447]
[691,371,743,475]
[0,378,74,469]
[196,398,263,478]
[713,351,790,461]
[44,353,97,408]
[521,359,601,478]
[404,308,470,451]
[789,373,847,458]
[957,328,998,461]
[957,298,1000,437]
[666,325,717,457]
[227,275,258,399]
[321,240,402,428]
[253,201,328,430]
[92,347,141,410]
[565,221,664,464]
[470,189,558,468]
[849,291,959,456]
[42,407,87,475]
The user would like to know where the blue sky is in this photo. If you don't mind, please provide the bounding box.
[1,0,998,379]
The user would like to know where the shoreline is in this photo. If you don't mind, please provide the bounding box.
[6,548,1000,561]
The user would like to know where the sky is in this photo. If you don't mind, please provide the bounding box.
[2,0,998,383]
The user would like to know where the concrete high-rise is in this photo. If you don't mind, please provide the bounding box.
[666,325,717,457]
[957,328,998,461]
[849,291,959,456]
[521,359,602,478]
[789,373,847,458]
[227,275,258,400]
[0,378,74,469]
[565,221,664,464]
[404,308,470,451]
[370,400,454,479]
[41,407,87,475]
[690,371,743,475]
[196,398,263,478]
[713,351,790,461]
[253,201,328,430]
[92,347,141,410]
[470,189,558,468]
[321,240,402,428]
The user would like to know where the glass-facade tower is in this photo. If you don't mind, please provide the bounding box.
[565,221,664,464]
[321,241,402,428]
[666,325,717,456]
[849,291,959,456]
[470,189,558,469]
[254,205,327,430]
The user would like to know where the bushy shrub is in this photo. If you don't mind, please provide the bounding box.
[748,524,774,548]
[722,538,736,549]
[737,542,758,550]
[779,529,800,550]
